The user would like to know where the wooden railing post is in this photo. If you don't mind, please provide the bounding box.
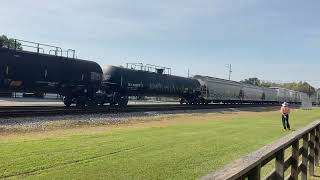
[247,164,261,180]
[310,129,316,176]
[316,125,320,166]
[275,149,284,179]
[291,140,299,180]
[302,134,309,180]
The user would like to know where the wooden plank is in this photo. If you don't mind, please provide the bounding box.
[265,170,276,180]
[200,121,320,180]
[237,173,247,180]
[316,126,320,166]
[247,164,260,180]
[298,163,302,174]
[275,149,285,179]
[291,140,299,180]
[261,154,275,166]
[285,174,291,180]
[301,133,309,180]
[309,129,315,176]
[284,156,293,172]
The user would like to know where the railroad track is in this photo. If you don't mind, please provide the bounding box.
[0,104,280,118]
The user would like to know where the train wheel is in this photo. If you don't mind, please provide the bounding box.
[179,98,185,105]
[64,101,71,107]
[119,97,129,107]
[63,97,72,107]
[76,103,85,107]
[87,100,98,107]
[76,97,86,108]
[76,102,85,107]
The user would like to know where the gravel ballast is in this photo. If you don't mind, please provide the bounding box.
[0,107,277,133]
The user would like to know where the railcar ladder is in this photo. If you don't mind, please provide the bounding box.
[201,85,208,99]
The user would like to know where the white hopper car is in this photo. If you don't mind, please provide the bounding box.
[193,75,304,104]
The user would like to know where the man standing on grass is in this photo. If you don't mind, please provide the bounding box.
[280,102,291,130]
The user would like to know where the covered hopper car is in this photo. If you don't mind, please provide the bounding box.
[193,75,303,104]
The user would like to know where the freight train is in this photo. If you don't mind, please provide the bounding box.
[0,39,307,107]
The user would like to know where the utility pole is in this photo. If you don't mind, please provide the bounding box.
[226,64,232,80]
[187,68,190,78]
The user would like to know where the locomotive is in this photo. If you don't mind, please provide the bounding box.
[0,38,306,107]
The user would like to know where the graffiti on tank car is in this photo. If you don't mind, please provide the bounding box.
[10,81,22,87]
[103,75,111,81]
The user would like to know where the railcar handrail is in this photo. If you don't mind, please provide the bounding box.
[126,63,172,75]
[5,38,76,59]
[200,120,320,180]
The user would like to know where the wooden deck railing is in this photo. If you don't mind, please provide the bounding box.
[200,120,320,180]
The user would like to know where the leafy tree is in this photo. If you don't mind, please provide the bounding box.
[0,35,22,49]
[282,81,315,96]
[240,77,261,86]
[260,81,282,88]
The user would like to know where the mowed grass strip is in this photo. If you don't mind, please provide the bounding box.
[1,108,320,180]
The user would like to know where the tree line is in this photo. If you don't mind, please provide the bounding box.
[240,77,317,96]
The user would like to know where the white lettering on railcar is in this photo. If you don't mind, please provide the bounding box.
[35,81,59,87]
[128,83,143,87]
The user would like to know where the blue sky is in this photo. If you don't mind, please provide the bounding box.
[1,0,320,87]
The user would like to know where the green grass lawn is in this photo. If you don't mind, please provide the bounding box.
[1,108,320,180]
